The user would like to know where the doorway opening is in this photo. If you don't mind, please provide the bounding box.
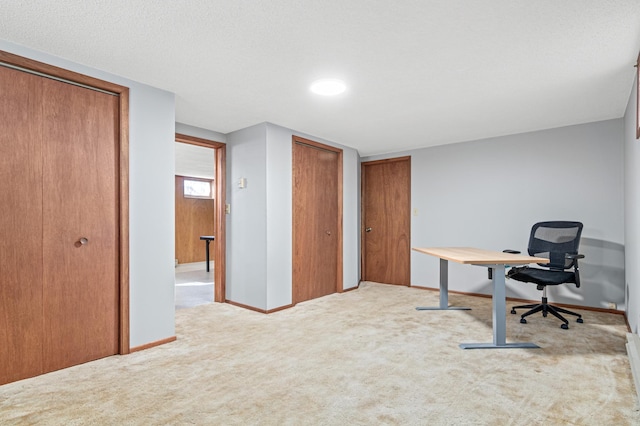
[174,133,226,309]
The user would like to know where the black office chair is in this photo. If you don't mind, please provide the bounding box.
[508,221,584,330]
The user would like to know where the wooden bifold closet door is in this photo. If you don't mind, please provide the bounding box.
[292,138,343,304]
[0,65,119,385]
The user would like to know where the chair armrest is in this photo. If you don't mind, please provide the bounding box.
[566,253,584,288]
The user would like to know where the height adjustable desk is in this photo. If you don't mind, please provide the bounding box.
[413,247,549,349]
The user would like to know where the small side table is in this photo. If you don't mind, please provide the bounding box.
[199,236,215,272]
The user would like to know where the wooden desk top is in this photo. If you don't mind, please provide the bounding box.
[412,247,549,265]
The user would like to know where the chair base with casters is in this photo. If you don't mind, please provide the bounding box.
[511,286,583,330]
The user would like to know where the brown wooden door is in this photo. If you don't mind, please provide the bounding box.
[0,65,120,383]
[293,138,342,303]
[0,66,45,384]
[362,157,411,285]
[42,77,119,372]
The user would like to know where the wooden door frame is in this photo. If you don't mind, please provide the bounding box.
[292,135,343,303]
[175,133,227,302]
[361,156,411,284]
[0,50,131,354]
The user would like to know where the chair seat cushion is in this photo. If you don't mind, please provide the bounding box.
[508,267,576,286]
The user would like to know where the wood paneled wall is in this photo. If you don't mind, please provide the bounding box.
[175,176,215,264]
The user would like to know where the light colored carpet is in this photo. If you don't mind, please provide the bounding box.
[1,282,639,425]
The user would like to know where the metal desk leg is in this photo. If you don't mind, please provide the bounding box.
[460,265,539,349]
[416,258,471,311]
[205,239,210,272]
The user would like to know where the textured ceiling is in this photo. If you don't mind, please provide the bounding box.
[175,143,215,180]
[1,1,640,156]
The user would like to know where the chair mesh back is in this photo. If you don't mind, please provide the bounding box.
[528,221,583,270]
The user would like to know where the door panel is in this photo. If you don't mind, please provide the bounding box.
[293,141,340,303]
[42,78,119,372]
[362,157,411,285]
[0,66,45,384]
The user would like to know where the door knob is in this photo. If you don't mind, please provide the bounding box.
[365,227,372,232]
[325,230,331,236]
[77,237,89,246]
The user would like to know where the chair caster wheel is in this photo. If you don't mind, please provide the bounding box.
[511,309,516,314]
[577,318,583,323]
[561,323,569,330]
[520,318,527,324]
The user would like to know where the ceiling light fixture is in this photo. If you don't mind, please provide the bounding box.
[310,78,346,96]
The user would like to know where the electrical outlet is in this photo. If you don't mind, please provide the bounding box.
[607,302,617,310]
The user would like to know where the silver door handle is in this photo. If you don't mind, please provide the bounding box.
[79,237,89,245]
[365,227,372,232]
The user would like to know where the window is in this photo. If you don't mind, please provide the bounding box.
[184,179,213,198]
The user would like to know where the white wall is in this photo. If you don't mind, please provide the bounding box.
[226,122,360,311]
[624,73,639,332]
[226,124,268,308]
[363,119,625,310]
[1,40,177,348]
[176,122,227,143]
[265,124,293,309]
[342,147,361,290]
